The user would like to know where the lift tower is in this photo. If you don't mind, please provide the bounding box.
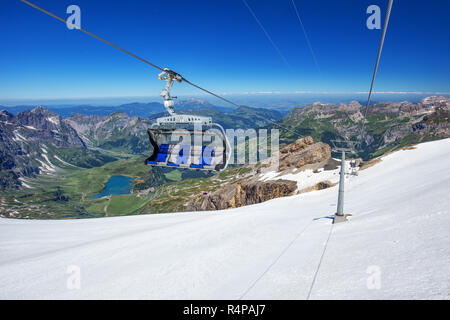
[331,140,357,224]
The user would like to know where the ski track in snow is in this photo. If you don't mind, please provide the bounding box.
[0,139,449,299]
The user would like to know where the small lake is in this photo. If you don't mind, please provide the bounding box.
[92,175,133,199]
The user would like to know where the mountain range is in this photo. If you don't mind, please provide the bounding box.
[0,107,115,189]
[0,102,284,190]
[277,96,450,159]
[0,99,236,118]
[0,96,449,218]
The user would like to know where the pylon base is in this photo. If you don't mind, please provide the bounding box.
[333,214,352,224]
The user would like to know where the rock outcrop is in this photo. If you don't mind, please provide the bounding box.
[187,136,334,211]
[280,96,450,159]
[187,180,297,211]
[297,180,336,194]
[14,107,85,148]
[278,136,331,171]
[65,112,154,153]
[0,107,114,189]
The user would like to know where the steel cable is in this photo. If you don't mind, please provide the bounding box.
[358,0,394,146]
[20,0,322,137]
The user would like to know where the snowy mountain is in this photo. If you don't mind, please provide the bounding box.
[65,111,153,154]
[0,107,115,189]
[0,138,449,299]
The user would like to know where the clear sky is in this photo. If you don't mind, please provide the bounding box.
[1,0,449,104]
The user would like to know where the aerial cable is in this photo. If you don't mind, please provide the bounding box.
[180,78,239,108]
[242,0,291,69]
[290,0,321,73]
[20,0,308,137]
[20,0,238,108]
[19,0,165,72]
[358,0,394,145]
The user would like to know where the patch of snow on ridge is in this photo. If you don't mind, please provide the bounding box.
[18,177,34,189]
[79,134,94,145]
[279,167,340,190]
[20,182,32,189]
[259,170,281,181]
[13,130,27,142]
[54,155,80,168]
[36,159,55,173]
[47,117,59,125]
[41,154,55,169]
[259,160,354,191]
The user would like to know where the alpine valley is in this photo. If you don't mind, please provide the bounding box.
[1,97,449,219]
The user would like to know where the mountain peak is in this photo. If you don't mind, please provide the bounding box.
[30,106,58,117]
[109,111,129,118]
[176,98,212,105]
[348,100,362,107]
[420,96,449,105]
[0,109,14,120]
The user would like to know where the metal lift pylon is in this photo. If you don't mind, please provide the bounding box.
[330,139,357,224]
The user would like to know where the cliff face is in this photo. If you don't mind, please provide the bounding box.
[66,112,144,141]
[279,96,450,159]
[0,107,115,189]
[65,112,153,154]
[278,136,331,171]
[14,107,86,148]
[187,180,297,211]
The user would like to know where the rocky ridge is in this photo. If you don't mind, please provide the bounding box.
[279,96,450,159]
[0,107,114,189]
[65,111,152,153]
[187,137,337,211]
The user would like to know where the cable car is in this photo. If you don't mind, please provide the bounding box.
[145,69,232,172]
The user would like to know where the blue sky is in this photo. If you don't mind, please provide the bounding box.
[1,0,449,104]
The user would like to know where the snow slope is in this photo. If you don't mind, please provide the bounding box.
[1,139,449,300]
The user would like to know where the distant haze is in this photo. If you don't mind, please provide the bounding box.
[2,92,450,111]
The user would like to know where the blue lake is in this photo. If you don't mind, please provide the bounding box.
[92,175,133,199]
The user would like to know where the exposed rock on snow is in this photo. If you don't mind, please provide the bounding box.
[187,180,297,211]
[297,180,336,194]
[188,137,339,211]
